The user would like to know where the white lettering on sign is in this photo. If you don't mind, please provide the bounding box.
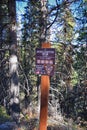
[36,48,55,76]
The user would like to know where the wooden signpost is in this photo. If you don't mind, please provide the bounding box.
[36,42,55,130]
[39,75,50,130]
[39,42,51,130]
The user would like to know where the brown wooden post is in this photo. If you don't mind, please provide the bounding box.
[39,42,51,130]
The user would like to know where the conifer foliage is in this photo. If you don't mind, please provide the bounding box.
[0,0,87,128]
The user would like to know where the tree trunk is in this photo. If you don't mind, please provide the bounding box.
[40,0,48,44]
[8,0,20,124]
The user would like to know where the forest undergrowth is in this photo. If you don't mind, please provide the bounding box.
[0,105,87,130]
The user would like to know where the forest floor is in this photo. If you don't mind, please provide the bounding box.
[0,106,86,130]
[0,116,86,130]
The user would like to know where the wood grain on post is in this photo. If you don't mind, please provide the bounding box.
[39,42,51,130]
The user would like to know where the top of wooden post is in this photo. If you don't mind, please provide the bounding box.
[42,42,51,48]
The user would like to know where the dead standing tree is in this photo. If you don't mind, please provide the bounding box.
[8,0,20,124]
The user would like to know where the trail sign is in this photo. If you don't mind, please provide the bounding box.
[39,42,51,130]
[36,48,55,76]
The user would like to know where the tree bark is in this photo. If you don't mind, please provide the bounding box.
[40,0,48,44]
[8,0,20,124]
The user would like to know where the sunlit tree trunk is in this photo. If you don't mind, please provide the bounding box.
[8,0,20,123]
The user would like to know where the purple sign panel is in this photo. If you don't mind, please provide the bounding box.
[35,48,55,76]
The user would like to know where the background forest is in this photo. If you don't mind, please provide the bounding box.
[0,0,87,130]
